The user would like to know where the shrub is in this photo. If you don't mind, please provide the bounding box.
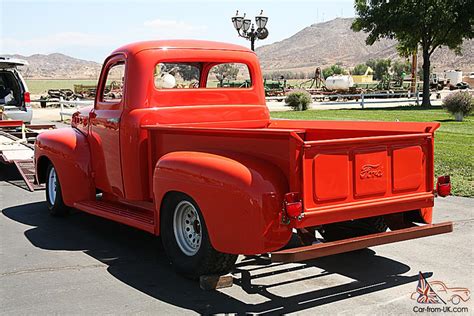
[442,91,473,121]
[322,64,347,79]
[285,90,312,111]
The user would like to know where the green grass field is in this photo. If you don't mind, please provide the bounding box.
[26,79,98,95]
[271,107,473,197]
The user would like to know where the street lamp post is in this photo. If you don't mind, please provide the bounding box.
[231,10,269,51]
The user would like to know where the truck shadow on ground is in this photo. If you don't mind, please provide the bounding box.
[3,202,428,315]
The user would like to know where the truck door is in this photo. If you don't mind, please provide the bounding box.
[89,56,125,197]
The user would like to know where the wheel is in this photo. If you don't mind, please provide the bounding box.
[451,295,461,305]
[45,164,68,216]
[319,216,388,242]
[161,193,237,278]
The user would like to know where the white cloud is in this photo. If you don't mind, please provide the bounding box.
[143,19,208,38]
[0,32,112,56]
[0,20,209,59]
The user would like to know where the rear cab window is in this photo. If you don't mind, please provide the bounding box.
[207,63,251,88]
[154,62,252,89]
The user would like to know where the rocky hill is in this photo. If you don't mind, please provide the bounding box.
[3,53,101,79]
[257,17,474,74]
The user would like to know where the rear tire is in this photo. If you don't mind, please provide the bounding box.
[319,216,387,242]
[45,164,69,216]
[161,193,237,278]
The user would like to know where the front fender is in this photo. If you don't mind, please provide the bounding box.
[153,151,292,255]
[35,128,95,206]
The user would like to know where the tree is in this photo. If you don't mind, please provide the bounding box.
[366,58,391,81]
[352,0,474,107]
[353,63,369,75]
[391,59,411,81]
[322,64,347,79]
[212,63,239,81]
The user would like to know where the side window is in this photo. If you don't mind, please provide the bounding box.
[154,63,201,89]
[206,63,251,88]
[101,62,125,102]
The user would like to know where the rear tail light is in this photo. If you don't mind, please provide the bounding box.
[284,192,303,219]
[24,92,31,108]
[437,175,451,197]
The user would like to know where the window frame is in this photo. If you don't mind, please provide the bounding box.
[95,55,126,110]
[204,62,252,89]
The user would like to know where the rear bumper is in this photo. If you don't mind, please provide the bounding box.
[271,221,453,262]
[296,192,434,228]
[3,106,33,123]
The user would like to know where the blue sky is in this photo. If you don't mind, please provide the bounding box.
[1,0,355,62]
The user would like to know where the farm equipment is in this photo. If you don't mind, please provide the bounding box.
[74,84,97,98]
[298,67,325,90]
[264,78,287,96]
[39,88,83,107]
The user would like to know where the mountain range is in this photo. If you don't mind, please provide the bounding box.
[4,53,101,79]
[6,18,473,79]
[256,18,473,74]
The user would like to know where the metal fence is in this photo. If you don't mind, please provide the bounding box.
[265,90,443,109]
[58,97,93,121]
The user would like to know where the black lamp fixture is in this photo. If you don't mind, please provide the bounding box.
[231,10,269,51]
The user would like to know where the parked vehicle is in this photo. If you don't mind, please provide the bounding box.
[0,57,32,123]
[34,40,453,278]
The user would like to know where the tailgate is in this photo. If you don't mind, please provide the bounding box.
[298,132,435,227]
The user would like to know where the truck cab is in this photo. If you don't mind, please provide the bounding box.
[35,40,452,278]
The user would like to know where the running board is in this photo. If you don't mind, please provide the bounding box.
[271,222,453,262]
[74,200,156,234]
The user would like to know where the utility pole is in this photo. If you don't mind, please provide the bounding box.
[411,50,418,94]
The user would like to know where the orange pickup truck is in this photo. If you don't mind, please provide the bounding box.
[34,40,452,278]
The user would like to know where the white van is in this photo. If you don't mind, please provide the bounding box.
[0,57,33,123]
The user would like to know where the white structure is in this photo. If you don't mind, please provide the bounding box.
[325,75,354,91]
[444,70,463,84]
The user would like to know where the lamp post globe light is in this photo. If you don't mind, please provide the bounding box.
[231,10,269,51]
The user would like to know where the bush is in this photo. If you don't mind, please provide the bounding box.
[285,90,312,111]
[322,64,347,79]
[353,63,369,75]
[442,91,473,121]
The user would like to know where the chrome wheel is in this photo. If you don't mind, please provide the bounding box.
[173,200,202,256]
[47,167,57,204]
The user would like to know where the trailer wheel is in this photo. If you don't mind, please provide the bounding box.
[319,216,387,242]
[45,164,69,216]
[161,193,237,278]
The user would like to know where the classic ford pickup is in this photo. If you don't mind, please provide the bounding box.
[35,40,452,278]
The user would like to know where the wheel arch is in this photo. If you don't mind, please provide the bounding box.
[153,151,292,255]
[34,128,95,206]
[36,155,52,184]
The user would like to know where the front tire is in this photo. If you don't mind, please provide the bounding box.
[161,193,237,278]
[45,164,68,216]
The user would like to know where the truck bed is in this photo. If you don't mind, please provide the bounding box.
[143,119,439,227]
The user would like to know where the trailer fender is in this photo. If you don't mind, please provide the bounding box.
[35,128,95,206]
[153,151,292,255]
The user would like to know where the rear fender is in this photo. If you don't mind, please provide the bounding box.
[35,128,95,206]
[153,151,292,255]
